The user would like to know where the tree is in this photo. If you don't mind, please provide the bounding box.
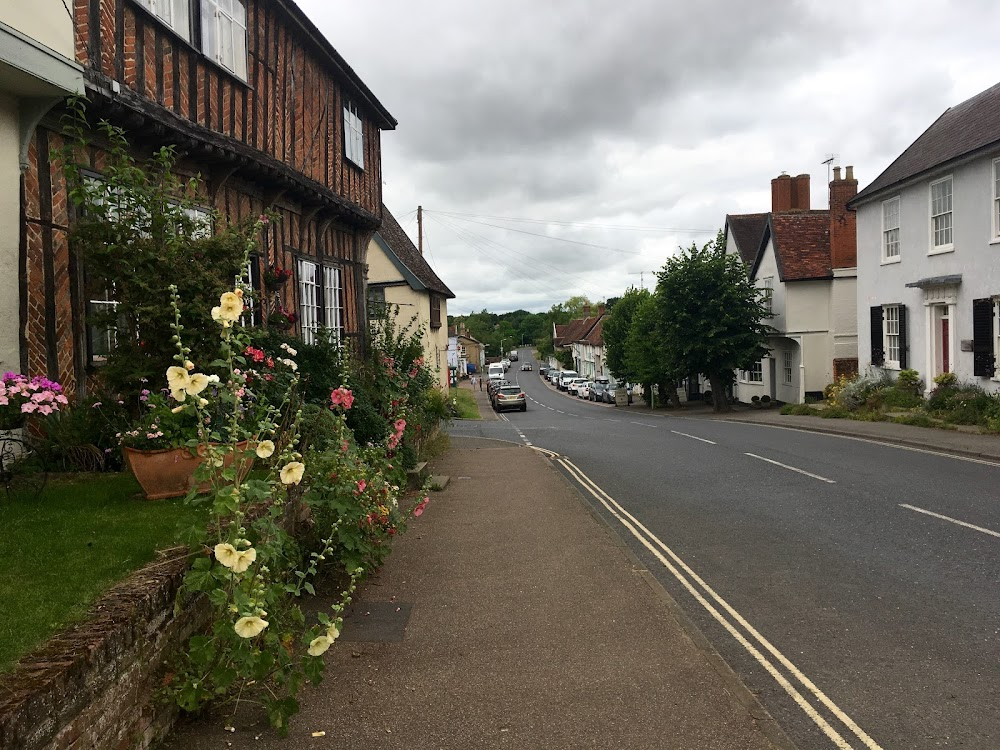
[654,231,772,412]
[602,287,648,384]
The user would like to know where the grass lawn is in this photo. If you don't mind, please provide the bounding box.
[450,387,481,419]
[0,472,203,672]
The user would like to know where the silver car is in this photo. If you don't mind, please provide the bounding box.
[494,385,527,412]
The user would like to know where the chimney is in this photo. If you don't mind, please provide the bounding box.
[771,173,793,212]
[791,174,811,210]
[829,164,859,269]
[597,304,606,317]
[583,303,591,317]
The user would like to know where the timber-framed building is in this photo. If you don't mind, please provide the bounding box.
[20,0,396,396]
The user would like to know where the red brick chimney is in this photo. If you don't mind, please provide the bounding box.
[791,174,810,210]
[583,303,591,317]
[597,304,606,316]
[771,173,793,212]
[830,165,858,269]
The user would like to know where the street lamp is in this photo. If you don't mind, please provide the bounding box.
[500,337,506,356]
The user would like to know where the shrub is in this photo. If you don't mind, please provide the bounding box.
[835,370,892,411]
[896,368,923,394]
[939,386,997,426]
[881,388,925,410]
[819,405,852,419]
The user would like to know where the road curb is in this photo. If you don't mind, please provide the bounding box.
[535,448,799,750]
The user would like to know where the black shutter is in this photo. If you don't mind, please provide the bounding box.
[898,304,908,369]
[973,298,996,377]
[870,306,885,366]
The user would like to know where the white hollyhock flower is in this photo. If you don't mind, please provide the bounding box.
[255,440,275,458]
[231,547,257,574]
[307,635,333,656]
[187,373,210,396]
[234,615,268,638]
[280,461,305,485]
[214,543,239,568]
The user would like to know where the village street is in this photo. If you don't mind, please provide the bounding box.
[452,354,1000,750]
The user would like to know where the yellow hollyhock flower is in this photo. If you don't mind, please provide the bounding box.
[307,635,333,656]
[218,291,243,321]
[187,373,210,396]
[234,615,268,638]
[280,461,305,485]
[214,543,239,568]
[327,625,341,641]
[166,366,190,392]
[231,547,257,574]
[256,440,275,459]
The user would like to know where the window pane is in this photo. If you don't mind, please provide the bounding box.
[298,259,320,345]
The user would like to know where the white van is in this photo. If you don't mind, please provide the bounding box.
[487,362,505,381]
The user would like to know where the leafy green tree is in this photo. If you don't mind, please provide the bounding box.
[623,293,682,408]
[603,287,648,384]
[654,231,772,412]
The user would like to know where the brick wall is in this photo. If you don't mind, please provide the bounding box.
[0,549,210,750]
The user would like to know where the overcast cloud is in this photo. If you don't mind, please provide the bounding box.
[299,0,1000,316]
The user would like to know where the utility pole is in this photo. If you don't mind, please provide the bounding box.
[417,205,423,255]
[627,271,655,290]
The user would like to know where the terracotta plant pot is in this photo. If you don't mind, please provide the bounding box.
[125,441,253,500]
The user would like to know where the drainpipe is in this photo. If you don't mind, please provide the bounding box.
[793,336,805,403]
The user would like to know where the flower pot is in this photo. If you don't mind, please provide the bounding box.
[125,441,253,500]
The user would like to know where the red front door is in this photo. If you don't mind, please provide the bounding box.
[942,318,950,372]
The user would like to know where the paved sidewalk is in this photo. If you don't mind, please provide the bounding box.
[162,438,791,750]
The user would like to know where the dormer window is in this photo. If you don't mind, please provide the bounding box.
[138,0,191,41]
[343,101,364,169]
[201,0,248,81]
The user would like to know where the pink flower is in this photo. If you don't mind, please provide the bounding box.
[413,497,430,517]
[357,479,367,493]
[330,387,355,410]
[92,402,102,408]
[394,419,406,433]
[21,402,37,413]
[340,440,349,453]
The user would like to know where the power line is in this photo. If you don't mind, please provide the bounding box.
[424,210,647,256]
[428,208,714,234]
[427,213,609,297]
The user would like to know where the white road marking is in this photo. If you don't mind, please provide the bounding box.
[744,453,836,484]
[557,457,882,750]
[715,420,1000,468]
[631,421,657,428]
[899,504,1000,539]
[670,430,717,445]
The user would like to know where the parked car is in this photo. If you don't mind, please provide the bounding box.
[589,381,609,402]
[493,385,527,412]
[538,366,549,378]
[557,370,579,390]
[577,381,593,399]
[566,378,589,396]
[501,358,511,371]
[521,363,532,371]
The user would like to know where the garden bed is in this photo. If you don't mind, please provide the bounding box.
[450,387,481,419]
[0,472,203,672]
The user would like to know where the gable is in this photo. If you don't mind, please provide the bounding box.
[759,212,832,282]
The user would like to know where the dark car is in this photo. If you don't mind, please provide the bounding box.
[493,385,527,412]
[589,381,609,402]
[538,366,549,378]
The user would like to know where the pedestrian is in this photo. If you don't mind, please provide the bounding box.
[470,375,477,390]
[478,376,483,391]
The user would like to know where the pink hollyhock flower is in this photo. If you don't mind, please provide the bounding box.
[356,479,367,493]
[394,419,406,433]
[413,497,429,517]
[330,387,355,410]
[340,440,349,453]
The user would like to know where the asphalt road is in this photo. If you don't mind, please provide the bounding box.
[453,352,1000,750]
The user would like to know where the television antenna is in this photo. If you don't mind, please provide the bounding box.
[627,270,655,290]
[822,153,839,185]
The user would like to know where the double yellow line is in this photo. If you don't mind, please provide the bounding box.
[551,453,883,750]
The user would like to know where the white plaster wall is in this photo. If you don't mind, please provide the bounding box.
[0,94,20,373]
[785,280,832,334]
[366,238,406,284]
[856,150,1000,392]
[830,273,858,363]
[754,239,786,332]
[0,2,75,58]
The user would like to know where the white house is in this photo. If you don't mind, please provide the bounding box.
[0,3,83,373]
[725,169,859,403]
[850,81,1000,393]
[367,206,455,389]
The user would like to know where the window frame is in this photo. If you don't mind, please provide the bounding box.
[929,175,954,254]
[759,276,774,316]
[782,350,793,385]
[883,304,901,369]
[201,0,248,82]
[343,100,365,169]
[992,159,1000,243]
[430,294,442,329]
[135,0,192,42]
[296,256,345,345]
[741,359,763,384]
[881,196,901,263]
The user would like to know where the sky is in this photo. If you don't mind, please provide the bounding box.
[299,0,1000,317]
